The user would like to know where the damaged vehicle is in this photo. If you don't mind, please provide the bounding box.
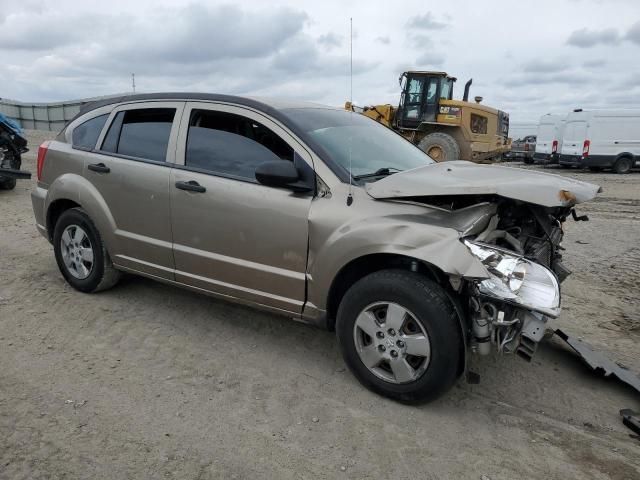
[30,94,600,402]
[0,112,30,190]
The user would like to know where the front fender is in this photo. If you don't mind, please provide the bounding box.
[45,173,117,251]
[307,210,488,313]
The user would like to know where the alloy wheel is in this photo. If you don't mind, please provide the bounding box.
[353,302,431,384]
[60,225,95,280]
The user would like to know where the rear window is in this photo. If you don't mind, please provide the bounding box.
[72,114,109,150]
[101,108,175,162]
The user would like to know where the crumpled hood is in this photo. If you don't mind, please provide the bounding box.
[365,161,601,207]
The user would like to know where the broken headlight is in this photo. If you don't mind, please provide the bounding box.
[464,241,561,317]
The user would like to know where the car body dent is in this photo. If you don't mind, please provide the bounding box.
[304,186,490,320]
[366,160,602,207]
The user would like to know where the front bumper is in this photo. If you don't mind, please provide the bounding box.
[0,167,31,180]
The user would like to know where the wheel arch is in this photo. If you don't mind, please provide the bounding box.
[615,151,635,161]
[47,198,82,241]
[44,173,117,250]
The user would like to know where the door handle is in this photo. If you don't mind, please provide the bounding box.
[175,180,206,193]
[88,162,110,173]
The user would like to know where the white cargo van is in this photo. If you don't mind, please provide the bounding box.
[559,109,640,173]
[534,114,565,164]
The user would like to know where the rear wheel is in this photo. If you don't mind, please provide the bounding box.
[0,150,18,190]
[336,270,462,403]
[417,132,460,162]
[53,208,120,293]
[613,156,633,174]
[0,177,17,190]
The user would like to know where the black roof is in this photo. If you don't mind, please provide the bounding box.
[78,92,334,115]
[72,93,350,182]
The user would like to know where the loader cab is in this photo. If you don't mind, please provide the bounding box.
[397,71,455,129]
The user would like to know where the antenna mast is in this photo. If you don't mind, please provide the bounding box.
[347,17,354,206]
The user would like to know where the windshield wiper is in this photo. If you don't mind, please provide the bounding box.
[353,167,402,180]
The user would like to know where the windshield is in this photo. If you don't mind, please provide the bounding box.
[440,78,454,100]
[283,108,435,181]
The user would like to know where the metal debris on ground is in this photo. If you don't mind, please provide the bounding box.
[620,409,640,438]
[554,329,640,394]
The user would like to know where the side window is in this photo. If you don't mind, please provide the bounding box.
[185,110,294,180]
[72,114,109,150]
[407,77,424,103]
[101,108,175,162]
[470,113,488,134]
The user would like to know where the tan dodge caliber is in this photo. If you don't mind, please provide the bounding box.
[31,93,600,402]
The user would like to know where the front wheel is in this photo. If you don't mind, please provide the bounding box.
[0,177,17,190]
[336,270,462,403]
[0,150,19,190]
[417,132,461,162]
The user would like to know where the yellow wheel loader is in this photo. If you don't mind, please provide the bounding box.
[346,71,511,162]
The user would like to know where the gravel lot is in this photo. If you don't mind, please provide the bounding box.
[1,131,639,479]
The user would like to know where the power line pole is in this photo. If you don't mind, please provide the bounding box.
[131,73,136,94]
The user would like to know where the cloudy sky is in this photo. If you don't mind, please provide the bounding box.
[0,0,638,125]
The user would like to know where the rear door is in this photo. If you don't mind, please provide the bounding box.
[536,122,554,154]
[560,121,587,156]
[170,102,314,313]
[87,101,185,279]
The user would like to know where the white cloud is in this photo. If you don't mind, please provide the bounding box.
[0,0,638,127]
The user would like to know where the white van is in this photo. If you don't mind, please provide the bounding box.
[534,114,565,164]
[559,109,640,173]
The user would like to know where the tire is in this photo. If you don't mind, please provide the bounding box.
[523,156,534,165]
[336,270,462,403]
[417,132,460,162]
[0,150,18,190]
[0,177,17,190]
[53,208,120,293]
[613,156,632,174]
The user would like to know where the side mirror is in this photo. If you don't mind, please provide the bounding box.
[255,161,311,192]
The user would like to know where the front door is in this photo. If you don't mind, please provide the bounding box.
[87,101,185,279]
[401,75,439,127]
[170,102,314,314]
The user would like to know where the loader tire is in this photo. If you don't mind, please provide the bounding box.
[417,133,460,162]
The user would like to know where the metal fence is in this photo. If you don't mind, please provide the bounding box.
[0,94,129,132]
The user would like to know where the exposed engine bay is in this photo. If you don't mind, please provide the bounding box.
[408,194,590,363]
[462,198,587,362]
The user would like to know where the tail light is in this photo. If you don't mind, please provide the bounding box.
[36,141,51,181]
[524,143,529,151]
[582,140,590,157]
[552,140,558,153]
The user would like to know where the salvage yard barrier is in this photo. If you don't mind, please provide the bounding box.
[0,94,130,132]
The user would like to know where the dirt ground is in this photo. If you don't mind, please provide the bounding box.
[1,131,639,480]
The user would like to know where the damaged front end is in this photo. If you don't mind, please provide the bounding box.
[364,161,601,364]
[460,200,582,362]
